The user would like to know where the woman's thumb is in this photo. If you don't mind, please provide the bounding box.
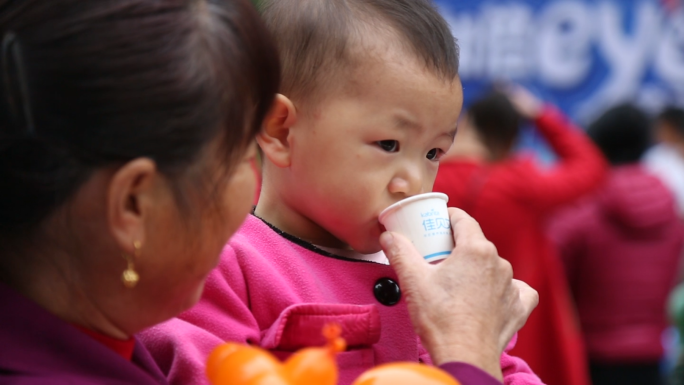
[380,231,425,281]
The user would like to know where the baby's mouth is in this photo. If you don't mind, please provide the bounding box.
[377,221,387,233]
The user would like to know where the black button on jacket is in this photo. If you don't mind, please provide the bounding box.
[373,277,401,306]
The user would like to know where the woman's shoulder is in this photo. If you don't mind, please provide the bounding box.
[0,283,168,385]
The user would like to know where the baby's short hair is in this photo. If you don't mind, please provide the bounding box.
[261,0,459,104]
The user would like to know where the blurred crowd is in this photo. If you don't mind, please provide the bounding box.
[434,87,684,385]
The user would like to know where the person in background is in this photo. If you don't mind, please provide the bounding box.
[668,281,684,385]
[549,104,684,385]
[0,0,537,384]
[434,86,608,385]
[643,107,684,217]
[645,106,684,385]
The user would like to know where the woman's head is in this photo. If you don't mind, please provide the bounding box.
[467,91,521,161]
[587,104,651,165]
[0,0,279,335]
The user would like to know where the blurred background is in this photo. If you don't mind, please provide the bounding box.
[437,0,684,125]
[433,2,684,385]
[438,0,684,162]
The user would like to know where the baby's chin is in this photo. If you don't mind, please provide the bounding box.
[333,221,385,254]
[346,236,384,255]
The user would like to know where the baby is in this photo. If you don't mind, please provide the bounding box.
[141,0,542,384]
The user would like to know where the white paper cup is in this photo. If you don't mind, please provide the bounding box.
[378,192,454,263]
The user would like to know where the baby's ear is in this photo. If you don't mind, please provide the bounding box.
[257,94,297,168]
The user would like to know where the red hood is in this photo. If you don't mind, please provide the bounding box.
[599,165,677,233]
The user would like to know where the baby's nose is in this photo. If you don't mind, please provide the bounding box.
[388,174,424,197]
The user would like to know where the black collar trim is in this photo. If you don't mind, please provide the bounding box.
[251,213,382,265]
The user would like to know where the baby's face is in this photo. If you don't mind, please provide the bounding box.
[287,47,463,254]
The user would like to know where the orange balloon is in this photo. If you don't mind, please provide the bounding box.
[208,343,286,385]
[352,363,461,385]
[242,372,291,385]
[283,347,338,385]
[208,340,462,385]
[207,324,347,385]
[282,323,346,385]
[206,343,243,383]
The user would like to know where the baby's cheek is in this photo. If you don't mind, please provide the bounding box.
[425,168,439,188]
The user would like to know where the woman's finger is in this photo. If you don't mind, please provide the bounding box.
[515,279,539,320]
[447,207,486,244]
[380,231,426,285]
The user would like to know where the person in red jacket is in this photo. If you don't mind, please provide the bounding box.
[434,86,608,385]
[549,104,684,385]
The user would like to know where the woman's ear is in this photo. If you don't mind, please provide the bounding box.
[257,94,297,168]
[107,158,158,254]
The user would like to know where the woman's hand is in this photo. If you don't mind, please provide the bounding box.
[380,208,538,381]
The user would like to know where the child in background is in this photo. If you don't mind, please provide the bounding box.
[550,105,684,385]
[141,1,542,384]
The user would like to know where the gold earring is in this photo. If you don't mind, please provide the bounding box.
[121,241,141,288]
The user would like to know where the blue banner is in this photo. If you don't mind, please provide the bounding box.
[435,0,684,126]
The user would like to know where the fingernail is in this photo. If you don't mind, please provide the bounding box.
[379,232,395,254]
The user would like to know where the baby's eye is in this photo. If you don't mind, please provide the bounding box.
[426,148,443,161]
[376,140,399,153]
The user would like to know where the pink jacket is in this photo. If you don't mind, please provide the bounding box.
[140,215,542,385]
[549,165,684,363]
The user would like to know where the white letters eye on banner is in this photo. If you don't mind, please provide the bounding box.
[437,0,684,123]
